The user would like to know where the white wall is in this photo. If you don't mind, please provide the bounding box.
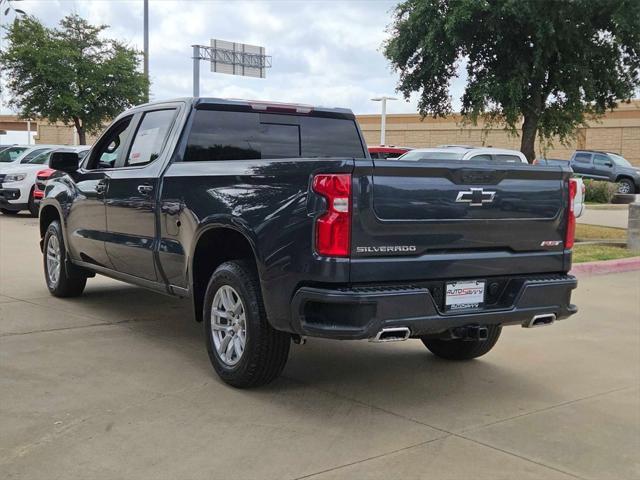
[0,130,37,145]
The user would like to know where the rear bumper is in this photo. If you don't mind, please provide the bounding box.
[290,274,577,340]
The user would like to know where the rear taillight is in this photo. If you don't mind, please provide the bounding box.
[312,174,351,257]
[566,178,578,249]
[36,168,54,181]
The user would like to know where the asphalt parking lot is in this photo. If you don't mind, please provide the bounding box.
[1,213,639,480]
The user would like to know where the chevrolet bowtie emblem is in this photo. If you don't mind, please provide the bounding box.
[455,188,496,206]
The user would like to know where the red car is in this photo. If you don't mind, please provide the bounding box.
[32,168,55,207]
[368,145,413,160]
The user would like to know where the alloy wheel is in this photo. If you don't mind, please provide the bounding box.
[210,285,247,366]
[46,234,61,286]
[617,181,632,194]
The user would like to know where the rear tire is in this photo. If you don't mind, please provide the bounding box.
[421,325,502,360]
[203,260,290,388]
[28,188,39,217]
[43,220,87,297]
[617,178,636,194]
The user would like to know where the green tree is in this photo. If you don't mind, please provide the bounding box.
[384,0,640,162]
[1,14,148,144]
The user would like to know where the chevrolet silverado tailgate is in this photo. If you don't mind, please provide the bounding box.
[350,159,572,282]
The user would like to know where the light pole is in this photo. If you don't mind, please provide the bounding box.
[0,0,26,128]
[143,0,149,102]
[371,96,397,146]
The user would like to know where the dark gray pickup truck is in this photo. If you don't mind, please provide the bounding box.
[40,98,578,388]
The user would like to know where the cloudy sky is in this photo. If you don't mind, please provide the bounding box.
[1,0,466,121]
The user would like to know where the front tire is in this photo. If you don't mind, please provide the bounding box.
[0,208,19,215]
[43,220,87,297]
[421,325,502,360]
[204,260,290,388]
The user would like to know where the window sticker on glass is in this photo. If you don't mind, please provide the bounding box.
[126,109,176,166]
[129,127,160,164]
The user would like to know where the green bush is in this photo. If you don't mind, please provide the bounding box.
[583,179,617,203]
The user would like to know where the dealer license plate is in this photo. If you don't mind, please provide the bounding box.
[445,280,485,312]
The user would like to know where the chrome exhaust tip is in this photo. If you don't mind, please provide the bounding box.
[523,313,557,328]
[370,327,411,343]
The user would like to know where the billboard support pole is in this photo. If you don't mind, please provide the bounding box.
[192,45,200,97]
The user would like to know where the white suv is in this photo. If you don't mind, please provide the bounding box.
[396,146,586,218]
[0,145,60,172]
[398,146,528,163]
[0,146,89,216]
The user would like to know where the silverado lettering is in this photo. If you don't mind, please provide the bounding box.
[356,245,417,253]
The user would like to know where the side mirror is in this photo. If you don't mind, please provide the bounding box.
[49,151,80,173]
[604,161,613,168]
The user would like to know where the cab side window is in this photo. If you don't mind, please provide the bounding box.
[125,109,176,167]
[86,116,133,170]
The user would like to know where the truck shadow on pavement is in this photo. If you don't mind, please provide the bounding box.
[65,283,549,427]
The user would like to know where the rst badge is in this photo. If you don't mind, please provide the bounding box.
[540,240,563,247]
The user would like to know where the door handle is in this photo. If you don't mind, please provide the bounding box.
[137,184,154,195]
[95,181,107,194]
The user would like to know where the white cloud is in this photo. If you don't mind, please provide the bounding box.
[2,0,466,116]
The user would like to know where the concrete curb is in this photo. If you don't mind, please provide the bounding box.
[571,256,640,277]
[584,204,629,210]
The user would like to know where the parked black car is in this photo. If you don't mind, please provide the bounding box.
[569,150,640,194]
[39,98,578,388]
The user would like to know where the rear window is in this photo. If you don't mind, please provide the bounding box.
[184,110,365,161]
[494,154,524,163]
[573,152,592,163]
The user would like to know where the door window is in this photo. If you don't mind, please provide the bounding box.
[593,154,612,167]
[87,116,133,169]
[20,148,50,163]
[25,150,53,165]
[125,109,176,167]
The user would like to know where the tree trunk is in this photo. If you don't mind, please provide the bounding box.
[72,116,86,145]
[520,114,538,163]
[77,127,86,146]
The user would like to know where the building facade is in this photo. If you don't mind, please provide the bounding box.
[357,99,640,166]
[5,100,640,166]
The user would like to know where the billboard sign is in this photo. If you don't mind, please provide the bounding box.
[209,39,271,79]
